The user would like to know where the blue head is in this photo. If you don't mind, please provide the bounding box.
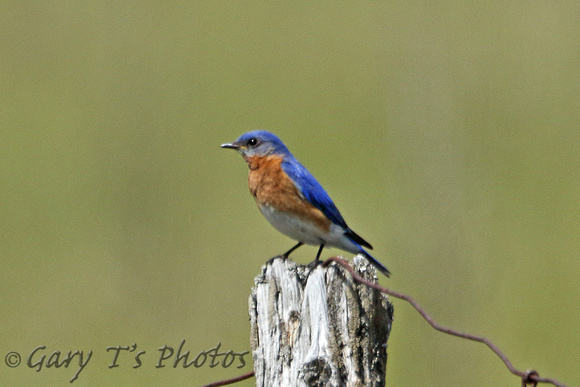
[221,130,292,158]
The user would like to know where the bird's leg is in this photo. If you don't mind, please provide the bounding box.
[267,242,304,266]
[315,244,325,261]
[282,242,304,258]
[306,244,326,271]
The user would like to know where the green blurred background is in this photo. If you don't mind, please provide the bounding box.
[1,2,579,386]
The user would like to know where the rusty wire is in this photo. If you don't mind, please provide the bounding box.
[203,257,567,387]
[202,371,255,387]
[322,256,567,387]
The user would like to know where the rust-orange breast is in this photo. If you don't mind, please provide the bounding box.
[245,155,331,233]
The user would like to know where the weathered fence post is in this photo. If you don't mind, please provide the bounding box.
[249,255,394,387]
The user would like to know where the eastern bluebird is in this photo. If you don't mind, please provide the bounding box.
[221,130,391,277]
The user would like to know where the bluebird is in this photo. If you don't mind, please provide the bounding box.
[221,130,391,277]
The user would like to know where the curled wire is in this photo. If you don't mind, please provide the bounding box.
[203,257,567,387]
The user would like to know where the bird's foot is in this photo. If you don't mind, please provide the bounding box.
[307,258,324,271]
[266,255,286,266]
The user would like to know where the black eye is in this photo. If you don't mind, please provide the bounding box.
[247,138,258,146]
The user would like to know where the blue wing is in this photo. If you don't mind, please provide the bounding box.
[281,158,348,228]
[281,158,373,250]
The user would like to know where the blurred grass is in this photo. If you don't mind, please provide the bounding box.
[1,2,579,386]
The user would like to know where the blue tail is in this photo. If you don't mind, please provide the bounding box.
[360,249,391,277]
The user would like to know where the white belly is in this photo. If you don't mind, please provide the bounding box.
[259,205,359,253]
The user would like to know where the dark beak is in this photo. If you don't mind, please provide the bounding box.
[220,142,239,150]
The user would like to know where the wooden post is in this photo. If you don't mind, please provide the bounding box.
[249,255,393,387]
